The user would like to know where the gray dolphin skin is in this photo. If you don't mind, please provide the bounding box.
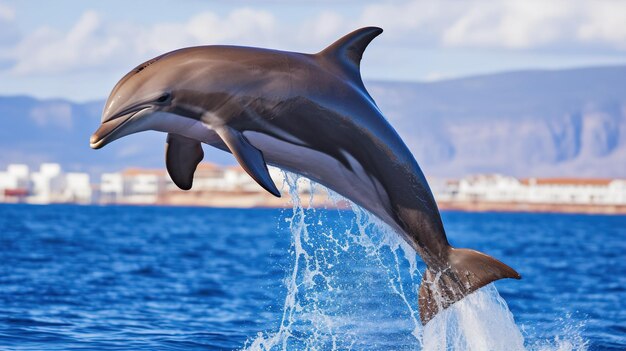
[90,27,520,324]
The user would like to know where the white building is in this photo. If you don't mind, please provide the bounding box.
[65,173,92,204]
[442,174,525,202]
[100,163,308,205]
[523,178,624,205]
[29,163,65,204]
[224,166,259,192]
[441,174,626,206]
[0,164,30,202]
[0,163,93,204]
[118,168,165,204]
[100,173,124,203]
[164,163,290,193]
[608,180,626,204]
[172,163,229,191]
[7,164,30,188]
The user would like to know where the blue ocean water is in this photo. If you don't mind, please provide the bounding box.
[0,199,624,350]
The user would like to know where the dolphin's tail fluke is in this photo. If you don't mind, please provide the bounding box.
[418,248,521,324]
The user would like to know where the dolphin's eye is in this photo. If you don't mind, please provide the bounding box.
[156,93,171,103]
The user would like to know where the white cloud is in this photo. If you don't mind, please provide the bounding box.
[0,3,15,21]
[9,7,278,76]
[359,1,448,35]
[0,2,18,47]
[357,0,626,50]
[439,0,626,50]
[11,11,124,74]
[4,1,626,77]
[185,8,277,47]
[577,1,626,48]
[299,11,345,48]
[442,2,573,49]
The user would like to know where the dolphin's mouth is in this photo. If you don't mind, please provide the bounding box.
[90,108,149,149]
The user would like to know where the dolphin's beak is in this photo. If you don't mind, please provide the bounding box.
[90,109,146,149]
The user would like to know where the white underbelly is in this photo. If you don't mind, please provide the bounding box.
[147,112,221,144]
[243,130,396,228]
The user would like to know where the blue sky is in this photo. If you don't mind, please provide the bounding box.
[1,0,625,101]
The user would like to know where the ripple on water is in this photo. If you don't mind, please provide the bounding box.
[0,199,623,350]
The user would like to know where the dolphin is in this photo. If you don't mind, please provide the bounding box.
[90,27,520,324]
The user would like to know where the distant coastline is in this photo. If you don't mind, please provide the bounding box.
[6,198,625,216]
[435,174,626,215]
[437,201,626,215]
[1,163,625,215]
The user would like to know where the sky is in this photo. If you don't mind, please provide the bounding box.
[1,0,626,101]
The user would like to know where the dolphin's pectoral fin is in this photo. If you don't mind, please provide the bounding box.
[418,248,521,324]
[165,133,204,190]
[216,127,281,198]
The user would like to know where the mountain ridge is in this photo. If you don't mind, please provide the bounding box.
[1,65,625,178]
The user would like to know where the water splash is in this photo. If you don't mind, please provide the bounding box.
[243,174,586,351]
[423,284,525,351]
[528,315,588,351]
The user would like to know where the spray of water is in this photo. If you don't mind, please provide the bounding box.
[243,173,587,351]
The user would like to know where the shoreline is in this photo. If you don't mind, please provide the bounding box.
[436,200,626,215]
[3,198,626,215]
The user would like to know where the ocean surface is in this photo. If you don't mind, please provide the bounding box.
[0,193,625,349]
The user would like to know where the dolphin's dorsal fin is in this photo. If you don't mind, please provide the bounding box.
[216,127,281,198]
[165,133,204,190]
[318,27,383,74]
